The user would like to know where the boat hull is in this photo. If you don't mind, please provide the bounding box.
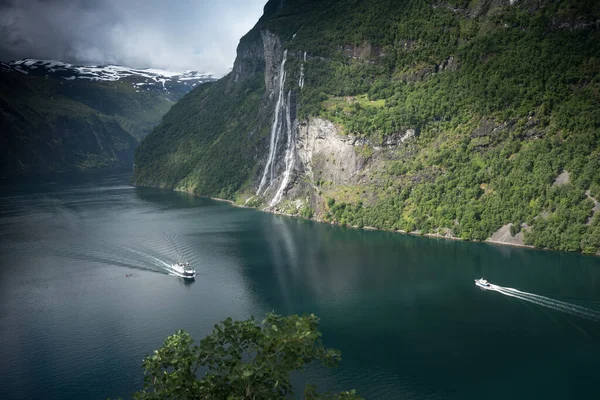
[171,263,196,281]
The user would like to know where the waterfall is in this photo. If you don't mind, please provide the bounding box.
[271,90,296,206]
[256,49,302,205]
[298,51,306,89]
[257,50,288,195]
[298,64,304,89]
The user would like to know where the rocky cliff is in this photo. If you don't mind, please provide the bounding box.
[134,0,600,255]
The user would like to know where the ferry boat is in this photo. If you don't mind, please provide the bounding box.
[171,261,196,281]
[475,278,491,289]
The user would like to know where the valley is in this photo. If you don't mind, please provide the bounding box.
[0,59,214,177]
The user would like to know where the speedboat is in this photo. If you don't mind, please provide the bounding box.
[475,278,491,289]
[171,261,196,281]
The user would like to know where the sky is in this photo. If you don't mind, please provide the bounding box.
[0,0,267,76]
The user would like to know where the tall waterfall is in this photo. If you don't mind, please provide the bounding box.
[298,51,306,89]
[257,50,288,195]
[271,90,296,206]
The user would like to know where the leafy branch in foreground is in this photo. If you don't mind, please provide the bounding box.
[134,313,362,400]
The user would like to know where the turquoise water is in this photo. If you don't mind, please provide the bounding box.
[1,171,599,399]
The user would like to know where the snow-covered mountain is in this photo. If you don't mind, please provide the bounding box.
[0,58,216,177]
[4,58,215,95]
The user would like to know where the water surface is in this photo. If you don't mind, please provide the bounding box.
[1,171,599,399]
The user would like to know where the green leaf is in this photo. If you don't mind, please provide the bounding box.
[133,313,357,399]
[242,369,253,378]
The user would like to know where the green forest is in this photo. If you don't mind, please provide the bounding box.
[134,0,600,255]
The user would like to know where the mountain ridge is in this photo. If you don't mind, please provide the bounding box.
[4,58,213,97]
[133,0,600,255]
[1,58,215,178]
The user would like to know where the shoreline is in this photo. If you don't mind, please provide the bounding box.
[170,185,545,253]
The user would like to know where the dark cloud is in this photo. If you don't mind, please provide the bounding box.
[0,0,266,76]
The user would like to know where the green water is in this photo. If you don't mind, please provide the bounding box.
[1,171,599,399]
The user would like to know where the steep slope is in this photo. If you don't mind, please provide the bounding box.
[0,60,214,177]
[134,0,600,254]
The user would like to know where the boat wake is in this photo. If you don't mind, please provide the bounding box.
[121,246,191,278]
[485,283,600,322]
[166,269,193,279]
[58,227,198,279]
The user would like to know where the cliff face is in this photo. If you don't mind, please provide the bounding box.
[134,0,600,255]
[281,118,364,215]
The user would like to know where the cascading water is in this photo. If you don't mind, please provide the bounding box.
[257,50,288,195]
[298,52,306,89]
[256,49,303,206]
[271,90,296,206]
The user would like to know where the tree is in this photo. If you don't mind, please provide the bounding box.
[134,313,362,400]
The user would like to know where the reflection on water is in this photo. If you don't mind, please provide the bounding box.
[243,213,600,314]
[180,279,195,288]
[1,171,600,400]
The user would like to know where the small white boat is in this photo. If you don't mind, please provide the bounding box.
[475,278,491,289]
[171,261,196,281]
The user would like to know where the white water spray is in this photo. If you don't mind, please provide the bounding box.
[485,283,600,322]
[145,252,192,278]
[298,52,306,89]
[121,245,186,276]
[271,90,296,206]
[257,50,288,195]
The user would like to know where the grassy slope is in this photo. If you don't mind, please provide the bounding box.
[134,0,600,254]
[133,75,268,197]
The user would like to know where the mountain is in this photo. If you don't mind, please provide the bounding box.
[4,59,212,97]
[0,59,214,178]
[133,0,600,255]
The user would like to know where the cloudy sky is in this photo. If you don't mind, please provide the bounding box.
[0,0,267,76]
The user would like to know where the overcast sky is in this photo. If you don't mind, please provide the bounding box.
[0,0,267,76]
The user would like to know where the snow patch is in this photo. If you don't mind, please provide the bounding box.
[6,58,213,85]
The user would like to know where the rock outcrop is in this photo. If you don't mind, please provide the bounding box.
[296,118,361,187]
[487,223,530,247]
[553,170,570,186]
[585,190,600,225]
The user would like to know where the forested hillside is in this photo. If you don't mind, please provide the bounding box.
[0,62,213,178]
[134,0,600,254]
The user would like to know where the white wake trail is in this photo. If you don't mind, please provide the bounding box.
[147,255,174,272]
[145,254,185,277]
[502,286,600,317]
[122,246,175,275]
[147,255,189,278]
[487,284,600,322]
